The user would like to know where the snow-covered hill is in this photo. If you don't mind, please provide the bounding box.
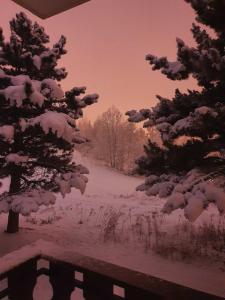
[0,152,224,298]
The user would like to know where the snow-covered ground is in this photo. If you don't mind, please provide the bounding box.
[0,153,225,299]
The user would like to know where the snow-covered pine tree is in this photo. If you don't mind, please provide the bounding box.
[0,12,98,233]
[126,0,225,222]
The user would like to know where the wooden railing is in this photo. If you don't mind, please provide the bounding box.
[0,240,224,300]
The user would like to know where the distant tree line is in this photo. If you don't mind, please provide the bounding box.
[78,106,147,173]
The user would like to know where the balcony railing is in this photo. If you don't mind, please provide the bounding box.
[0,240,223,300]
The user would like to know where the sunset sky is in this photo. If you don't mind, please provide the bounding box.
[2,0,199,121]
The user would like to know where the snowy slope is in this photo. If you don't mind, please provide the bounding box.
[0,152,224,299]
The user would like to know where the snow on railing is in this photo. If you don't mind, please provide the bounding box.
[0,240,223,300]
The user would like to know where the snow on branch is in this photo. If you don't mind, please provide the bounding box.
[28,111,75,143]
[146,54,188,80]
[0,74,64,107]
[0,189,56,216]
[126,109,151,123]
[5,153,29,165]
[0,125,14,141]
[41,78,64,99]
[138,169,225,222]
[55,171,88,197]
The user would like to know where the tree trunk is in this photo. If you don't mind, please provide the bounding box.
[6,210,19,233]
[6,168,21,233]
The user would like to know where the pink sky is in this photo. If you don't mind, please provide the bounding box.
[2,0,198,121]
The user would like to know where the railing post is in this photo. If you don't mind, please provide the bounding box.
[49,262,75,300]
[8,259,37,300]
[83,272,113,300]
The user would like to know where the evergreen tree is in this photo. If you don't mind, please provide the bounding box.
[0,12,98,232]
[127,0,225,221]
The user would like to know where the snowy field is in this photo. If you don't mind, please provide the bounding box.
[0,153,225,299]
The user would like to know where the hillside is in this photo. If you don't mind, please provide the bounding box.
[0,152,224,298]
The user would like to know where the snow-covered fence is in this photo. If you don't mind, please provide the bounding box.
[0,240,223,300]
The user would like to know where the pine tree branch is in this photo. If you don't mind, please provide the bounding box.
[31,160,74,173]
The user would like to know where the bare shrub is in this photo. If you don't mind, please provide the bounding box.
[26,195,225,266]
[152,216,225,263]
[101,208,124,242]
[100,206,225,265]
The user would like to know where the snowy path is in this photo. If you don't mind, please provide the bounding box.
[0,153,225,298]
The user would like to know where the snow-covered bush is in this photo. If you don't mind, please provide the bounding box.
[126,0,225,221]
[0,12,98,232]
